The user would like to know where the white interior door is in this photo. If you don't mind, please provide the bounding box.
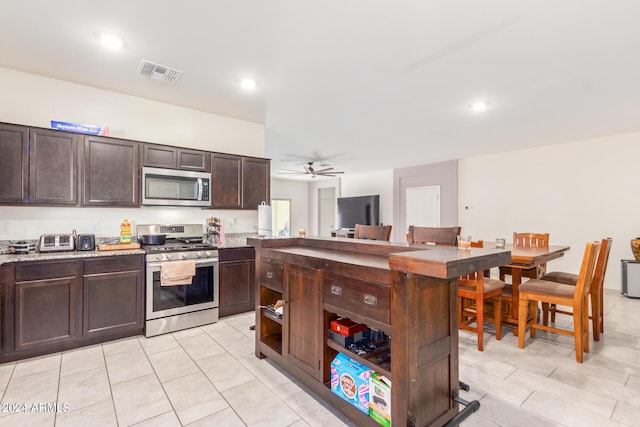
[318,187,336,237]
[405,185,440,228]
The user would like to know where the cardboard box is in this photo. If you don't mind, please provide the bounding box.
[369,373,392,426]
[330,318,368,336]
[330,352,373,414]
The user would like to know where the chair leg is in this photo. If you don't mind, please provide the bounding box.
[529,301,538,339]
[591,293,601,341]
[541,302,550,326]
[582,297,590,354]
[550,303,556,323]
[573,304,584,363]
[477,299,484,352]
[495,296,502,341]
[518,296,528,349]
[599,287,605,334]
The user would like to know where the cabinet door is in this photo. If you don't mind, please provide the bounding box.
[283,263,322,379]
[211,153,242,208]
[29,129,79,205]
[83,256,144,338]
[0,123,28,204]
[14,260,80,352]
[219,258,255,317]
[178,149,210,172]
[142,143,177,169]
[83,271,144,338]
[83,136,140,206]
[242,157,270,209]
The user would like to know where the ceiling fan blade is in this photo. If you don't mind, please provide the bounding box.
[313,167,334,173]
[318,171,344,175]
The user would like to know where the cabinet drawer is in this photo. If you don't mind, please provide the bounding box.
[83,255,143,275]
[16,259,79,282]
[260,259,283,290]
[219,247,255,262]
[323,273,390,325]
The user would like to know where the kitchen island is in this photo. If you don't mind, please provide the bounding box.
[249,236,510,427]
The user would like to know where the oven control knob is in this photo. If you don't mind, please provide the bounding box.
[181,253,188,259]
[166,254,175,260]
[196,251,204,258]
[205,251,211,257]
[155,254,163,261]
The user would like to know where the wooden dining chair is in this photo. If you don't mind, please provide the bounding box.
[354,224,392,241]
[499,232,550,283]
[540,237,612,341]
[458,240,506,351]
[407,226,461,246]
[517,240,600,363]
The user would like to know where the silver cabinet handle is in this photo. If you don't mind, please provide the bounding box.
[266,271,273,279]
[363,294,378,306]
[331,285,342,296]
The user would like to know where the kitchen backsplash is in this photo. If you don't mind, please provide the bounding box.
[0,206,260,241]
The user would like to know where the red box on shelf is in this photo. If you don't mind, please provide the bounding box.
[330,318,368,336]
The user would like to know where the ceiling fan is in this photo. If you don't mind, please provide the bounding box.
[278,161,345,178]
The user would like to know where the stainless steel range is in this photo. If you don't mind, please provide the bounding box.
[139,224,219,337]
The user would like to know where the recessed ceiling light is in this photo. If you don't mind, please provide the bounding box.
[97,32,126,50]
[239,78,258,91]
[470,100,490,113]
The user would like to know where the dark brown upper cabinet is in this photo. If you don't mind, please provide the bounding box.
[29,129,79,205]
[242,157,270,209]
[211,153,242,209]
[210,154,270,209]
[0,123,29,203]
[0,124,78,205]
[83,136,140,207]
[143,143,210,172]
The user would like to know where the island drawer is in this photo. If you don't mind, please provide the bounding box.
[260,258,283,290]
[323,273,390,325]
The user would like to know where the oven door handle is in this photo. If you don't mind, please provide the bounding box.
[147,258,218,269]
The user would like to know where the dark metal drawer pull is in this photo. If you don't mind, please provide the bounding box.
[331,285,342,296]
[363,294,377,306]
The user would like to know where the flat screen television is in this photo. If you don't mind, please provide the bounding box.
[336,195,380,231]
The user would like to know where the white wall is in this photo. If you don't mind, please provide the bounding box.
[459,131,640,290]
[341,170,394,228]
[0,68,264,155]
[270,178,309,236]
[0,68,265,236]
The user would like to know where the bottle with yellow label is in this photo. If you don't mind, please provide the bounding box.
[120,219,132,244]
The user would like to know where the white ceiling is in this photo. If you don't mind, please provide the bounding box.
[2,1,640,177]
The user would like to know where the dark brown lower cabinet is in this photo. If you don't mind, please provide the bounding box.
[1,254,144,362]
[283,263,322,380]
[82,255,144,338]
[219,247,255,317]
[14,260,80,351]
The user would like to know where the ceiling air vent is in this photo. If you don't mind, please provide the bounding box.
[137,59,183,84]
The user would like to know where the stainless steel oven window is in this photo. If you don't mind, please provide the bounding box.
[146,259,219,320]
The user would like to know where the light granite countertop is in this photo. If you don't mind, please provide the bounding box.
[0,248,146,266]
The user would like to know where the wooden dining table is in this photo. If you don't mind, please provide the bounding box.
[489,243,571,329]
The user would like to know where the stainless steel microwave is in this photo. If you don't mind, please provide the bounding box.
[142,167,211,207]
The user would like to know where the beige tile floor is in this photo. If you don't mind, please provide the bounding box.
[0,289,637,426]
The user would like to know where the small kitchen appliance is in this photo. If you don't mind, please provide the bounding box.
[38,234,75,252]
[77,234,96,251]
